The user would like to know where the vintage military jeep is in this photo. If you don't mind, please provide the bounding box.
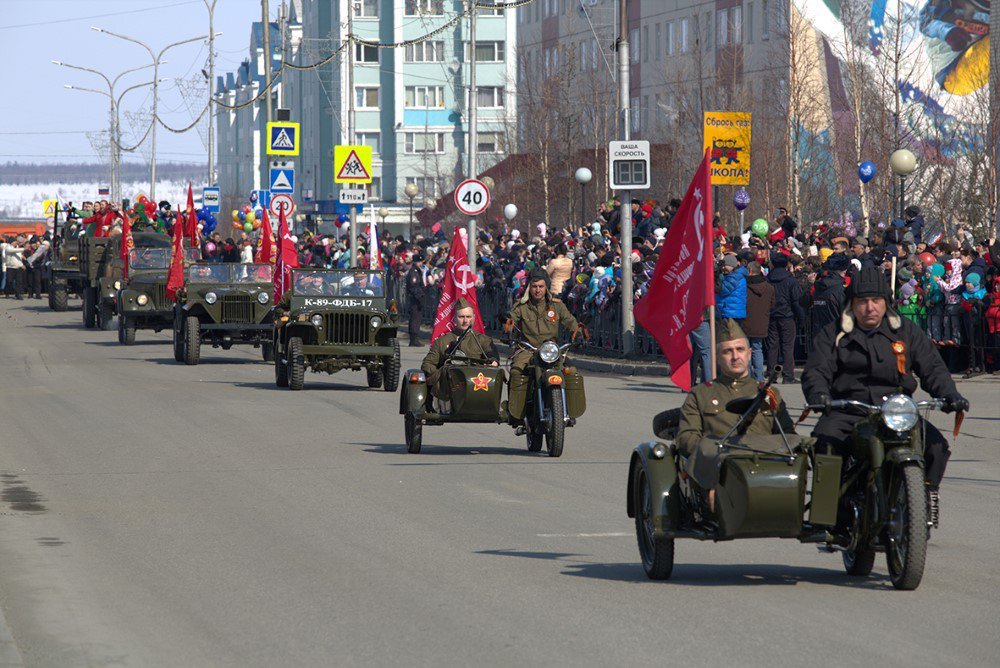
[117,246,199,345]
[47,209,86,312]
[273,268,400,391]
[94,232,171,331]
[173,262,275,365]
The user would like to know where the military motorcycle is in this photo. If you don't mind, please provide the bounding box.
[626,369,962,590]
[400,349,506,454]
[507,339,586,458]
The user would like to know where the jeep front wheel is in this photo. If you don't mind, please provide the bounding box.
[274,339,288,387]
[383,339,401,392]
[118,316,135,345]
[261,341,274,362]
[287,336,305,390]
[184,315,201,365]
[50,280,68,311]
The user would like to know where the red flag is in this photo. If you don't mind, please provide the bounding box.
[165,211,186,302]
[431,226,484,342]
[184,184,198,240]
[120,212,134,280]
[273,207,298,304]
[256,208,274,264]
[634,149,714,391]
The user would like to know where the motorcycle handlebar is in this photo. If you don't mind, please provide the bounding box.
[805,398,948,413]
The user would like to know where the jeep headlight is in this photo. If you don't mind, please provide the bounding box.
[256,291,270,305]
[310,314,323,327]
[136,294,149,306]
[881,394,918,433]
[205,292,217,304]
[370,316,382,329]
[539,341,560,364]
[113,280,121,290]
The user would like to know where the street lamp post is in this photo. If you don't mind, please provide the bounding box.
[92,27,210,200]
[889,149,917,220]
[574,167,592,230]
[404,183,420,241]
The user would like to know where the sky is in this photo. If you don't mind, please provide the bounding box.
[0,0,278,165]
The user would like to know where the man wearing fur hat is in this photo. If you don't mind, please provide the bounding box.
[803,266,969,499]
[677,318,796,512]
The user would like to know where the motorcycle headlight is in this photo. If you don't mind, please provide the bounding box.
[310,314,323,327]
[113,280,121,290]
[205,292,217,305]
[370,316,382,329]
[539,341,560,364]
[881,394,918,433]
[136,294,149,306]
[256,291,270,305]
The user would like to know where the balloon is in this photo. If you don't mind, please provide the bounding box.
[338,213,350,223]
[243,222,253,233]
[246,211,256,224]
[858,161,876,183]
[238,211,246,222]
[232,221,243,230]
[252,220,262,230]
[919,252,936,266]
[733,189,750,211]
[205,242,216,253]
[231,209,240,221]
[144,201,156,215]
[751,218,769,238]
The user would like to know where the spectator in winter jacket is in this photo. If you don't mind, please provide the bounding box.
[766,253,804,383]
[808,252,850,348]
[717,254,747,319]
[904,205,925,244]
[938,258,965,345]
[960,248,987,283]
[743,261,774,381]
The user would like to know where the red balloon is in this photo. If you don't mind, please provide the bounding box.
[919,252,936,266]
[144,201,156,215]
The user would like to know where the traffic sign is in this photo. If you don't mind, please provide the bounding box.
[334,145,373,184]
[703,111,751,185]
[202,187,221,213]
[250,189,271,208]
[269,193,296,217]
[339,189,368,204]
[454,178,490,216]
[269,167,295,194]
[266,121,300,156]
[42,199,58,218]
[608,140,651,190]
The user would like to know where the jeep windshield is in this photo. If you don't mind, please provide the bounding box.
[234,263,273,283]
[188,264,230,283]
[129,248,171,270]
[290,270,383,297]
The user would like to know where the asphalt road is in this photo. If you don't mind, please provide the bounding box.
[0,299,997,667]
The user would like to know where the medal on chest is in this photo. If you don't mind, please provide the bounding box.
[546,309,556,322]
[890,340,907,375]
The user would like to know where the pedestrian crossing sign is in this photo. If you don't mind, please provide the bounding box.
[334,145,373,184]
[267,121,300,156]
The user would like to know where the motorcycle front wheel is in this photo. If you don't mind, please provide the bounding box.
[633,464,674,580]
[885,464,928,590]
[545,386,565,458]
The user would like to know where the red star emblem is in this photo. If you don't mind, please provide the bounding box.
[471,372,492,392]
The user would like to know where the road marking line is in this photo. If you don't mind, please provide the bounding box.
[536,532,630,538]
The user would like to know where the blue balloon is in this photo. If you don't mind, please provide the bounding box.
[858,161,876,183]
[338,213,350,223]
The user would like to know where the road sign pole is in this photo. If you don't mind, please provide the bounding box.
[468,217,476,274]
[350,208,357,268]
[618,0,634,356]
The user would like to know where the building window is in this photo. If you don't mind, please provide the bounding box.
[474,86,505,108]
[404,0,444,16]
[666,21,673,56]
[762,0,770,39]
[354,43,378,63]
[679,18,689,53]
[631,96,640,133]
[717,9,728,46]
[705,12,712,50]
[357,132,380,153]
[404,41,444,63]
[405,85,445,108]
[747,2,754,43]
[643,26,649,62]
[366,177,381,201]
[355,86,380,109]
[405,177,439,198]
[731,6,743,44]
[630,28,639,63]
[477,132,505,154]
[404,132,445,154]
[655,23,661,61]
[357,0,378,18]
[465,40,505,62]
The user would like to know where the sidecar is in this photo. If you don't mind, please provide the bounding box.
[399,358,506,453]
[626,408,844,580]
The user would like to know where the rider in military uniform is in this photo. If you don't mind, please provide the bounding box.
[677,319,796,510]
[506,269,582,376]
[420,298,499,408]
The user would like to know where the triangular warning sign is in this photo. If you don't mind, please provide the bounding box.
[337,149,370,180]
[271,170,293,190]
[43,201,56,215]
[272,128,295,150]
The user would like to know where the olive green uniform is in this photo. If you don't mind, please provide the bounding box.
[677,373,795,489]
[421,329,499,400]
[507,295,578,376]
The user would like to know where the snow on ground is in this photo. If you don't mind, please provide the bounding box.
[0,181,195,218]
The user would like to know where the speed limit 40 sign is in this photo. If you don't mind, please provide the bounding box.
[454,178,491,216]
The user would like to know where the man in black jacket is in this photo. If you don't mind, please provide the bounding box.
[405,253,427,347]
[808,252,849,349]
[802,266,968,492]
[766,254,804,383]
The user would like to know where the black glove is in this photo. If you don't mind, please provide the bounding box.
[945,27,972,52]
[811,393,832,415]
[942,394,969,414]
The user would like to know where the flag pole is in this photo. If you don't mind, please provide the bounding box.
[708,306,716,382]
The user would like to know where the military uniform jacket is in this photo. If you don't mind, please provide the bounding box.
[677,373,793,457]
[421,329,499,383]
[508,294,577,348]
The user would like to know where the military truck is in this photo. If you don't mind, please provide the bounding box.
[173,262,275,365]
[77,234,114,329]
[117,245,199,345]
[273,268,400,391]
[47,209,86,312]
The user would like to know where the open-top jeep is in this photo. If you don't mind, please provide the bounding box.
[173,262,275,365]
[117,246,199,345]
[273,268,400,391]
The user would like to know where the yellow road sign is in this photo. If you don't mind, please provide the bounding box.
[42,199,58,218]
[267,121,300,156]
[703,112,751,185]
[334,145,373,184]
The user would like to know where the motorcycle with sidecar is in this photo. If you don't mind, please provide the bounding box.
[626,370,963,590]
